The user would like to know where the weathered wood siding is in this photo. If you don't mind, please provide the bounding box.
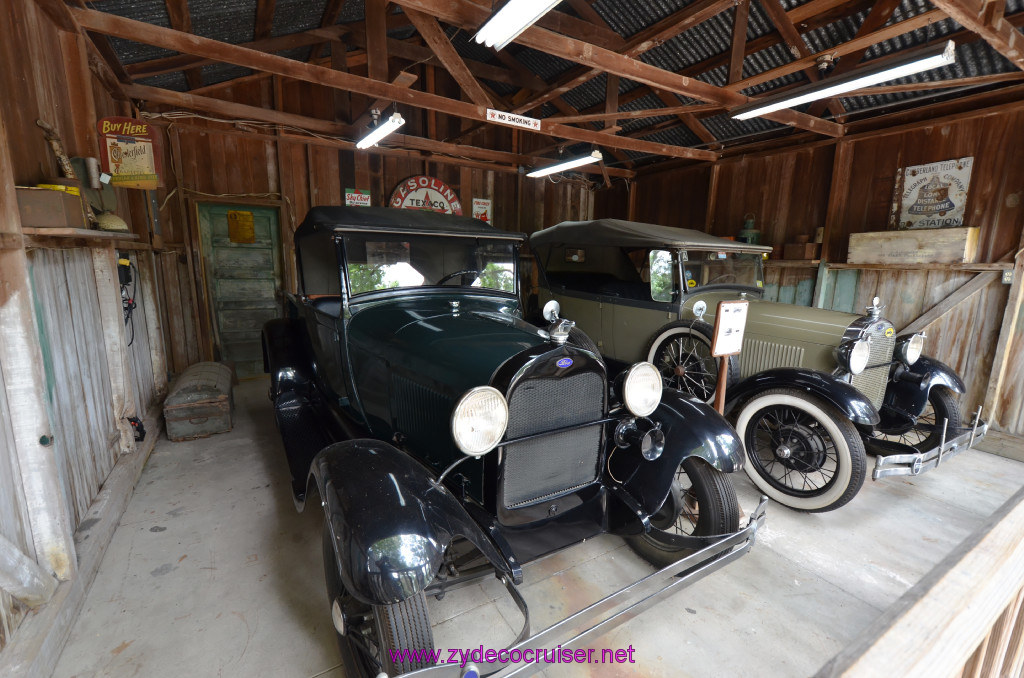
[125,252,157,413]
[0,362,30,651]
[27,249,120,526]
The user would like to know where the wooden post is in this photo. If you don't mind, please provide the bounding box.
[983,244,1024,429]
[704,163,721,233]
[814,140,853,307]
[713,357,728,414]
[137,250,169,397]
[0,107,76,581]
[91,244,138,455]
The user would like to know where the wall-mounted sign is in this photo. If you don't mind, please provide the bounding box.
[389,176,463,215]
[486,109,541,131]
[227,210,255,244]
[472,198,492,223]
[891,157,973,230]
[345,188,371,207]
[96,117,162,190]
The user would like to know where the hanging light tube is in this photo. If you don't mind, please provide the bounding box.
[731,40,957,120]
[474,0,562,51]
[527,150,603,178]
[356,112,405,149]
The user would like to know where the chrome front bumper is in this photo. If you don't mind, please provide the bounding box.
[395,497,769,678]
[871,407,988,480]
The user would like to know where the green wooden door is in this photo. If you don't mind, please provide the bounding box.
[197,203,282,378]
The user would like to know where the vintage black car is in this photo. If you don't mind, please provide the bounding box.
[530,218,989,514]
[262,207,766,677]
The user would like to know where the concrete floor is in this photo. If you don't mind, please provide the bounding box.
[54,379,1024,678]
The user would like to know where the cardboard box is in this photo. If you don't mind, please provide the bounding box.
[16,187,87,229]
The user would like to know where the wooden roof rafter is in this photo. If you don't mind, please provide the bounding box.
[390,0,843,137]
[71,7,718,160]
[164,0,203,89]
[930,0,1024,70]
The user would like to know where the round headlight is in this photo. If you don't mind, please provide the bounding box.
[848,338,871,375]
[623,362,662,417]
[898,333,925,365]
[451,386,508,456]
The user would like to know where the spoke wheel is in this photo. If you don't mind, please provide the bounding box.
[735,389,865,513]
[322,523,434,676]
[627,457,739,568]
[872,387,962,452]
[646,321,739,405]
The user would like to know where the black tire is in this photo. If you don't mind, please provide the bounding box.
[872,387,962,452]
[627,457,740,568]
[734,388,866,512]
[322,523,435,676]
[568,326,600,356]
[646,320,740,404]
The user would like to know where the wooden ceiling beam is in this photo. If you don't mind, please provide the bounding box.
[164,0,203,89]
[546,103,721,124]
[128,25,349,78]
[309,0,348,61]
[254,0,277,40]
[351,71,419,129]
[510,0,736,115]
[404,8,494,107]
[391,0,842,137]
[73,7,715,160]
[365,0,389,82]
[729,0,750,84]
[806,0,904,117]
[125,82,352,134]
[929,0,1024,69]
[727,9,945,92]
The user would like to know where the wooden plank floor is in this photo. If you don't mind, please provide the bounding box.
[53,379,1024,678]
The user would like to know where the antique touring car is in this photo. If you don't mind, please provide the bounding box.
[530,218,987,513]
[262,207,766,677]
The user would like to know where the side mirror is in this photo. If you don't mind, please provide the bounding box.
[542,299,561,323]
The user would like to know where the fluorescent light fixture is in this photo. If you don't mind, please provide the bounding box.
[474,0,561,51]
[356,112,405,149]
[527,150,603,178]
[732,40,957,120]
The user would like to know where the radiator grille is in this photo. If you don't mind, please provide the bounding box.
[851,320,895,408]
[739,339,805,379]
[502,371,604,509]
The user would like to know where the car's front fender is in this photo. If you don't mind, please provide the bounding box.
[612,389,743,519]
[305,439,512,606]
[880,355,965,425]
[726,368,880,426]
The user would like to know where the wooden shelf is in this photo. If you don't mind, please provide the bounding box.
[22,228,140,240]
[827,262,1011,272]
[764,259,821,268]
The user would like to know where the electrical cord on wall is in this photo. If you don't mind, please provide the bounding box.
[121,260,139,347]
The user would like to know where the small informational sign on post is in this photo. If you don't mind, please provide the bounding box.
[711,300,749,413]
[486,109,542,131]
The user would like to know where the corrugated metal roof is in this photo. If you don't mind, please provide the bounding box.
[93,0,1024,160]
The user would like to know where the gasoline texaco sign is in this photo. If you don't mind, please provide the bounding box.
[389,176,463,215]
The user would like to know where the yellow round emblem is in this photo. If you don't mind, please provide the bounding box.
[687,279,697,288]
[885,327,894,338]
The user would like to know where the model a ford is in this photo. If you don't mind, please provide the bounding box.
[530,218,987,514]
[262,207,766,677]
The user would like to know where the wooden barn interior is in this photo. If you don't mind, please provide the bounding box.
[1,0,1024,676]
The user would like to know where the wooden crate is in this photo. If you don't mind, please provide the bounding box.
[16,187,87,228]
[164,362,234,442]
[847,227,979,265]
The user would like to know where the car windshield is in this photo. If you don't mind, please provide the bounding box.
[343,233,517,296]
[682,251,764,292]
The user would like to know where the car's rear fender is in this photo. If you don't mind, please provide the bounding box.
[611,389,744,522]
[881,355,965,423]
[725,368,880,426]
[305,439,514,606]
[262,317,314,400]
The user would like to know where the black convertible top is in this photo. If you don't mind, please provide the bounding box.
[530,218,772,253]
[296,206,526,241]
